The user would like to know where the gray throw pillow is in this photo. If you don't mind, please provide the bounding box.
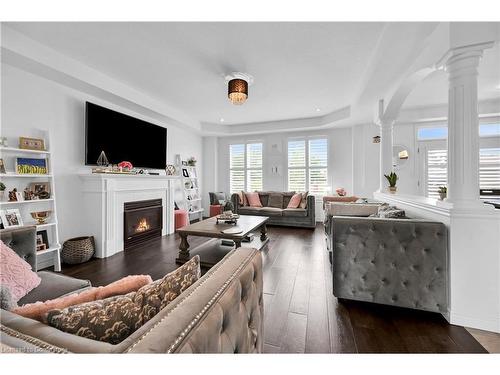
[267,193,284,208]
[0,285,18,311]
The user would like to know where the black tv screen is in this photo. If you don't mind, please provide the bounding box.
[85,102,167,169]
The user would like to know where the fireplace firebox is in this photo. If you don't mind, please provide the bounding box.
[124,199,163,249]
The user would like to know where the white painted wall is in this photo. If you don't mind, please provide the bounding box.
[1,63,203,243]
[212,127,353,221]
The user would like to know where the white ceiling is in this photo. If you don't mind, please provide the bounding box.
[403,43,500,108]
[5,22,499,129]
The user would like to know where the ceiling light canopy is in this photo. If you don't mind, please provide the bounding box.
[225,72,254,105]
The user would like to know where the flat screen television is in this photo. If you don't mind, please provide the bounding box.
[85,102,167,169]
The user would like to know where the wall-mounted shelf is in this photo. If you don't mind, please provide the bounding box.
[0,146,51,155]
[0,131,61,271]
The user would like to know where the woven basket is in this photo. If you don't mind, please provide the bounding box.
[61,236,95,264]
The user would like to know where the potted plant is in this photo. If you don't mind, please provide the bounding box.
[187,157,197,166]
[0,182,5,201]
[384,172,398,194]
[336,187,346,197]
[438,186,447,200]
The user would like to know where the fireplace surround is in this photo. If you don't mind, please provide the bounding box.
[124,199,163,249]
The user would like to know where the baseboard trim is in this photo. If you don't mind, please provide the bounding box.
[450,312,500,333]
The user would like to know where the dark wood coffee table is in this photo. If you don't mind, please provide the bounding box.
[176,215,269,267]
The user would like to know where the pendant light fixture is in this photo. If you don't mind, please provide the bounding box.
[225,72,254,105]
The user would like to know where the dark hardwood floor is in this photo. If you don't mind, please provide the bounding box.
[61,223,487,353]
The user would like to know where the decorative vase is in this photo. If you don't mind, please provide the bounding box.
[439,192,446,200]
[389,186,397,194]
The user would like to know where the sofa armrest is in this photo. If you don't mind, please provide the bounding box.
[307,195,315,221]
[123,247,263,353]
[0,226,37,271]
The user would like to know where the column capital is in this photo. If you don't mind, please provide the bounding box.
[375,118,395,129]
[436,41,495,70]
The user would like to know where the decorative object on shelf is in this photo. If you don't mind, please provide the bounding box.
[0,208,23,228]
[0,137,8,147]
[19,137,45,151]
[61,236,95,265]
[97,150,109,167]
[187,157,197,166]
[372,135,381,144]
[182,168,190,178]
[165,164,176,175]
[181,160,188,166]
[336,187,346,197]
[15,157,48,174]
[8,188,18,202]
[29,182,51,199]
[36,230,49,251]
[225,72,254,105]
[184,180,193,189]
[118,161,133,172]
[438,186,447,201]
[31,210,52,224]
[0,158,6,174]
[0,182,5,201]
[384,171,398,194]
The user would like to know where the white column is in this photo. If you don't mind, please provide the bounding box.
[443,44,491,209]
[378,121,394,192]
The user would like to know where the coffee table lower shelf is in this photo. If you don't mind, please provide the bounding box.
[175,235,269,268]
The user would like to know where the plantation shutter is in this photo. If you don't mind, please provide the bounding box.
[427,149,447,198]
[308,139,328,195]
[246,143,263,191]
[288,140,306,191]
[230,144,245,194]
[480,148,500,190]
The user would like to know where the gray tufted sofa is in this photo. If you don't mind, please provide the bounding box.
[231,192,316,228]
[0,227,92,305]
[326,215,448,314]
[1,246,264,353]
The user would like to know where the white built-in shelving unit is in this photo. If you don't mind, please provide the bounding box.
[181,165,204,222]
[0,130,61,271]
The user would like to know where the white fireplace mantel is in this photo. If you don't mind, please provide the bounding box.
[79,173,178,258]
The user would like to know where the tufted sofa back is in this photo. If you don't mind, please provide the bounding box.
[330,216,448,314]
[0,226,37,271]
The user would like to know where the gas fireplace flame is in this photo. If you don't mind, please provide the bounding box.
[136,218,151,233]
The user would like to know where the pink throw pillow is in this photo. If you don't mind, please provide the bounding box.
[287,193,303,208]
[13,274,153,321]
[245,192,262,207]
[0,240,41,304]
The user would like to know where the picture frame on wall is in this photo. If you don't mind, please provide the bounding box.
[36,230,49,251]
[0,209,24,228]
[19,137,45,151]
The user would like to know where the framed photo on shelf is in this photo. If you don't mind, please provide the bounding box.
[0,209,23,228]
[181,161,188,166]
[29,182,51,197]
[16,157,48,175]
[19,137,45,151]
[182,168,189,178]
[36,230,49,252]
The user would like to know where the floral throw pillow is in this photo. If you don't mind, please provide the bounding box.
[46,256,200,344]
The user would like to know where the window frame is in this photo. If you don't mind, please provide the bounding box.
[229,141,264,193]
[286,136,329,196]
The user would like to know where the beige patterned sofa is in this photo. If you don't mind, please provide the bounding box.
[1,247,264,353]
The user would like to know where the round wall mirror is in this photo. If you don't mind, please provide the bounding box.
[393,145,409,169]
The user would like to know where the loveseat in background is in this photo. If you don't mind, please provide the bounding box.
[232,191,315,228]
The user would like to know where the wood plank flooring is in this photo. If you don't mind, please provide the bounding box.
[61,223,487,353]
